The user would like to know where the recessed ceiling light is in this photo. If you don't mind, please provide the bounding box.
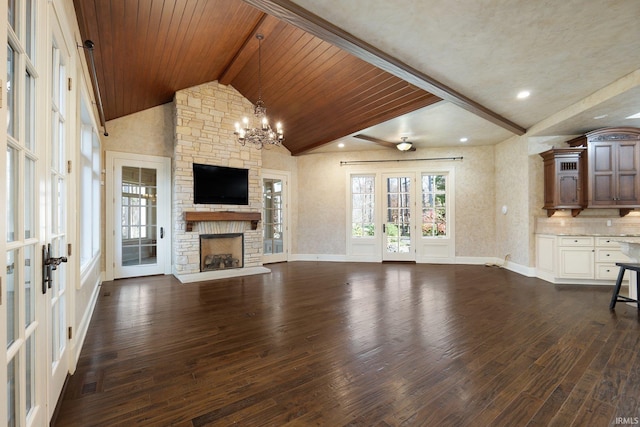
[459,137,468,142]
[593,114,608,119]
[338,143,345,148]
[517,90,530,99]
[627,112,640,119]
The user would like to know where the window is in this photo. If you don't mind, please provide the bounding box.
[79,121,101,269]
[351,175,375,237]
[421,174,447,237]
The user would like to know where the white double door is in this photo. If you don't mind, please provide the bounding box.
[3,10,76,426]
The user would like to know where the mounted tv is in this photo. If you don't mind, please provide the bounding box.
[193,163,249,205]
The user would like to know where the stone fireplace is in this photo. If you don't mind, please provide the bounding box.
[200,233,243,271]
[171,81,270,283]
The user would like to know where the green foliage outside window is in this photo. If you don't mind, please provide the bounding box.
[351,175,375,237]
[422,175,447,237]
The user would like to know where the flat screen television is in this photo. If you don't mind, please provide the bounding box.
[193,163,249,205]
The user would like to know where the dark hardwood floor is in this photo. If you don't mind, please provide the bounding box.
[54,262,640,426]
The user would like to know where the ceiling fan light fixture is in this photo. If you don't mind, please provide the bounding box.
[396,137,413,151]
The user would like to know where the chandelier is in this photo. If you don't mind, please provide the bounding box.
[234,34,284,149]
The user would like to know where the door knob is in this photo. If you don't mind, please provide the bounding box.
[45,255,68,269]
[42,244,68,294]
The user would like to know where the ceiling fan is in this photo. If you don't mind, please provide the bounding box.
[353,134,416,151]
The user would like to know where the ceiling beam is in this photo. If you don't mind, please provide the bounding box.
[242,0,527,136]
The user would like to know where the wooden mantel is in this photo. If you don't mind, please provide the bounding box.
[184,211,261,231]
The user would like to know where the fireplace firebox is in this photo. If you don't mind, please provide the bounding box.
[199,233,244,272]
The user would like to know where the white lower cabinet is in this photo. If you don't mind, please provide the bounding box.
[559,249,594,279]
[537,234,629,283]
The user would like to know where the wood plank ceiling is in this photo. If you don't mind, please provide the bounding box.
[73,0,441,155]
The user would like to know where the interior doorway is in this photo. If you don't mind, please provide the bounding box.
[106,152,171,279]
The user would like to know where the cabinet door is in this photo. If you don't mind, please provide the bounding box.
[615,142,639,205]
[558,174,579,205]
[558,247,594,279]
[590,142,615,205]
[589,140,640,206]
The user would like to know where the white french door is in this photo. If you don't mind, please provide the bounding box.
[262,170,289,264]
[46,17,72,420]
[106,152,171,279]
[4,0,50,425]
[382,173,416,261]
[348,170,454,263]
[5,2,75,424]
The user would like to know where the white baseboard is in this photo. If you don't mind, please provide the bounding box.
[289,254,349,262]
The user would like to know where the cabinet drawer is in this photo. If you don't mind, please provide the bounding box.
[595,237,623,247]
[596,263,627,281]
[595,248,629,263]
[558,236,594,247]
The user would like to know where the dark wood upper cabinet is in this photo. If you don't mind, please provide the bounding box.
[540,148,587,217]
[568,127,640,216]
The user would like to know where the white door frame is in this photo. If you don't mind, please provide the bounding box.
[105,151,172,280]
[261,169,290,264]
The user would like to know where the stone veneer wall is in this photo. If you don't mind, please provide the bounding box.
[173,81,262,275]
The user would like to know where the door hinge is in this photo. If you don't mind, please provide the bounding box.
[67,243,72,256]
[68,326,73,340]
[67,160,72,173]
[68,77,72,91]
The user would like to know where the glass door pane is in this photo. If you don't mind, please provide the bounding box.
[263,178,283,256]
[383,175,414,261]
[121,166,158,266]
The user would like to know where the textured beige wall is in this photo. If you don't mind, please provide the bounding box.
[453,145,496,257]
[495,135,531,266]
[103,103,174,157]
[296,153,347,255]
[295,145,497,257]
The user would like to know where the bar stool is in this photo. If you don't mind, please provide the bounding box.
[609,262,640,311]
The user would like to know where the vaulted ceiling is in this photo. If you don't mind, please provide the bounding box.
[73,0,640,155]
[73,0,445,154]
